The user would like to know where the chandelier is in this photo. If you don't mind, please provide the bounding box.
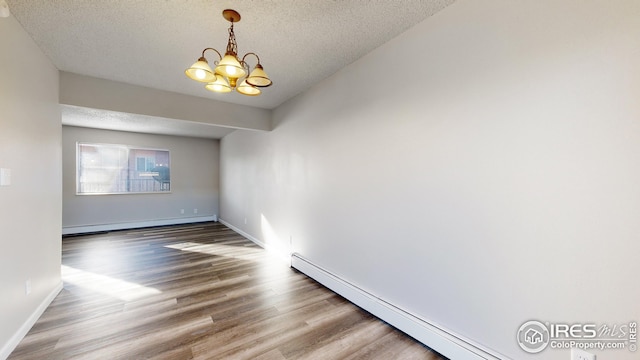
[185,9,272,96]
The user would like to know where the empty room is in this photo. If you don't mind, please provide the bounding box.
[1,1,638,359]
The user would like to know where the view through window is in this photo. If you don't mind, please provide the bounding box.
[77,143,170,194]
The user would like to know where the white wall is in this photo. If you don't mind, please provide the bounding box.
[63,126,220,233]
[220,1,640,359]
[0,16,63,358]
[60,72,272,131]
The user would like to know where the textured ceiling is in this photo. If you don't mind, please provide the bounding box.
[7,0,455,110]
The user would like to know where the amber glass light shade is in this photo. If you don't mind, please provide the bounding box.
[246,64,272,87]
[204,75,232,93]
[185,57,216,83]
[215,54,247,78]
[237,79,261,96]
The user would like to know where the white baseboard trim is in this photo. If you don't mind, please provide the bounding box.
[218,218,291,264]
[218,218,265,248]
[290,253,506,360]
[1,281,63,360]
[62,215,218,235]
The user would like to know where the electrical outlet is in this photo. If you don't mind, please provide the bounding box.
[571,348,595,360]
[25,279,31,295]
[244,218,247,224]
[193,208,198,214]
[180,209,185,214]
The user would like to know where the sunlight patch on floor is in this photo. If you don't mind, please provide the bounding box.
[62,265,161,301]
[164,241,263,261]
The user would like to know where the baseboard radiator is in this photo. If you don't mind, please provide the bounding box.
[290,253,505,360]
[62,215,218,235]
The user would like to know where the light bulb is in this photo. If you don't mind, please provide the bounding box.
[195,69,206,80]
[212,85,223,92]
[225,66,237,76]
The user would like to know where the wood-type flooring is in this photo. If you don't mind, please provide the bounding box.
[9,222,447,360]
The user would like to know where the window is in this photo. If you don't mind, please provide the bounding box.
[136,156,155,172]
[77,143,170,194]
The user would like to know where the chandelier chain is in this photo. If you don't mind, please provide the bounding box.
[226,23,238,55]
